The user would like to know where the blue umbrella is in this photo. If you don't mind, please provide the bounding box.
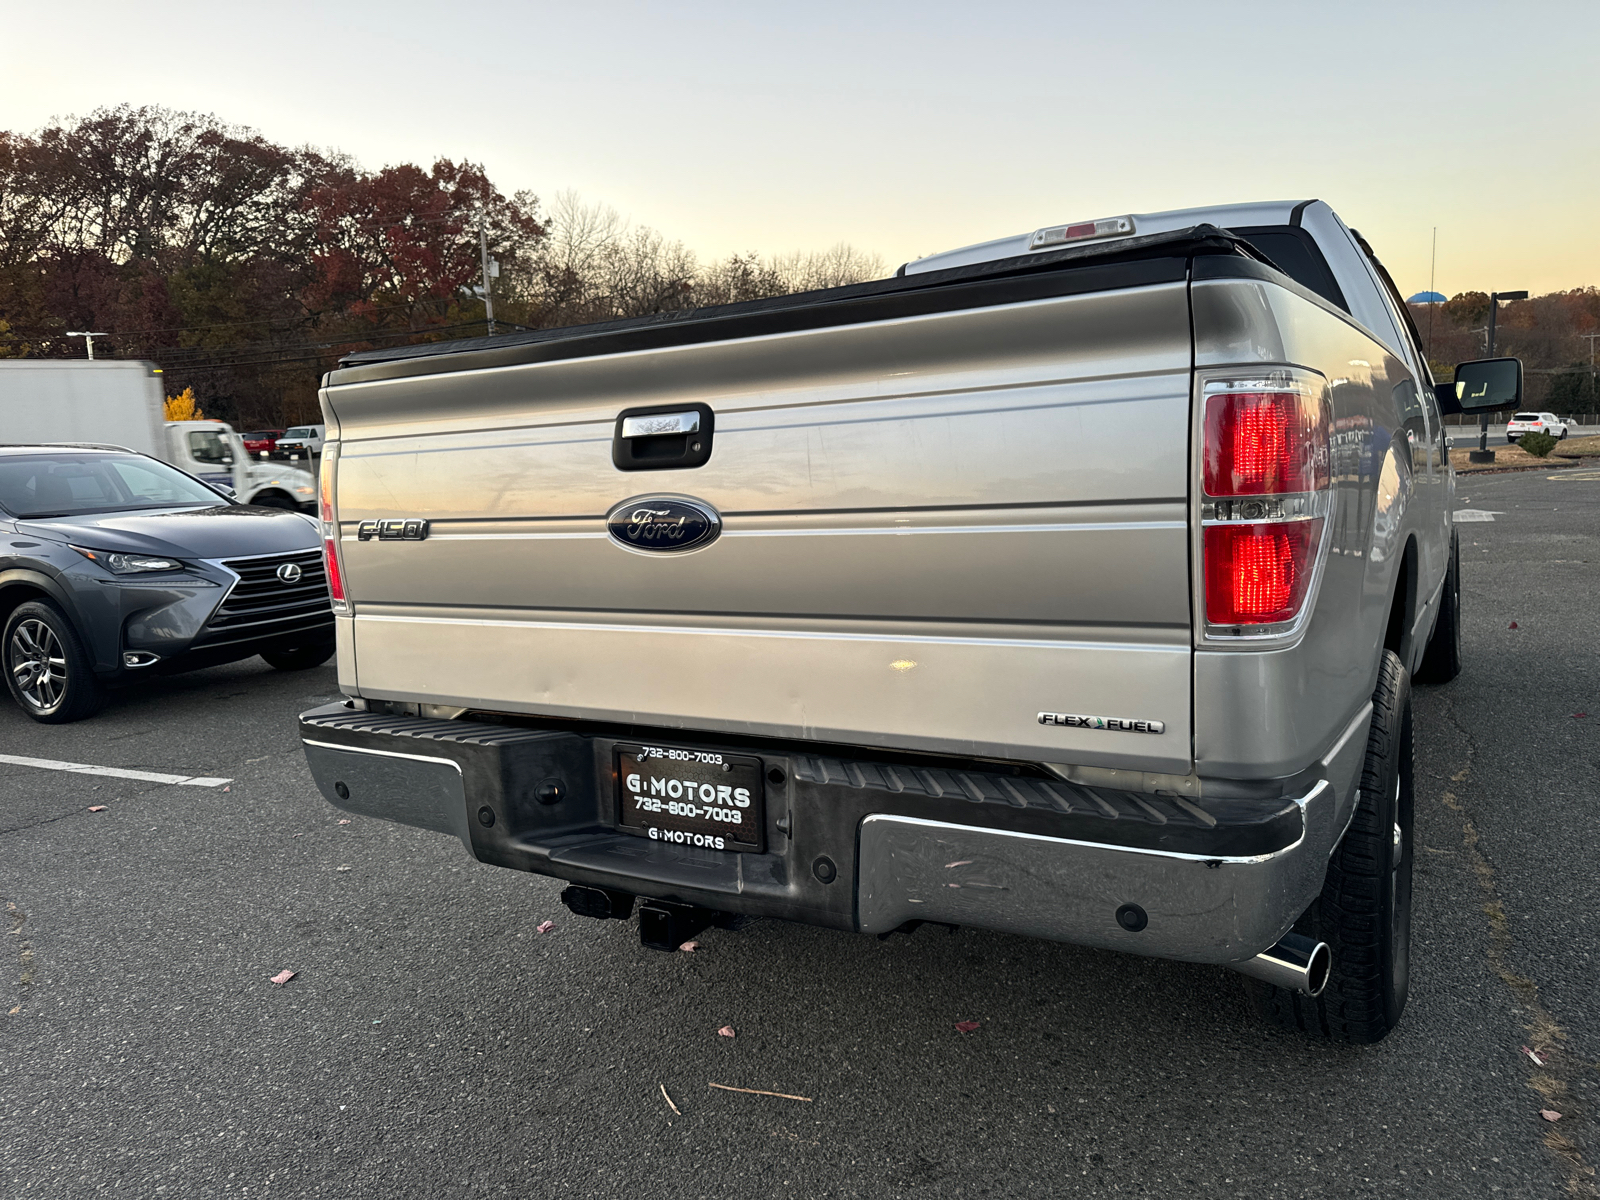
[1407,291,1447,304]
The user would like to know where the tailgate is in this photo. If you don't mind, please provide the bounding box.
[327,280,1195,772]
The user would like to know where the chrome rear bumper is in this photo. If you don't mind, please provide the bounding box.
[858,781,1331,964]
[298,702,1366,966]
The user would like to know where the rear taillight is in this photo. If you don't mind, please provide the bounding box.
[323,538,346,603]
[1204,520,1324,625]
[318,445,349,614]
[1200,374,1331,635]
[1203,392,1329,496]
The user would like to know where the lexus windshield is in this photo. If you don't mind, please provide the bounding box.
[0,453,225,518]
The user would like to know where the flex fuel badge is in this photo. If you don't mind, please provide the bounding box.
[1039,712,1166,734]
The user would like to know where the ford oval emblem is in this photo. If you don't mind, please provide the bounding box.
[606,496,721,554]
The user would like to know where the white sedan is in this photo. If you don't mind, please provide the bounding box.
[1506,412,1571,442]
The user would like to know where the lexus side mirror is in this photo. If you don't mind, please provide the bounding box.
[215,484,237,499]
[1437,357,1522,415]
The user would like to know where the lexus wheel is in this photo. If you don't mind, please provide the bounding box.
[4,600,106,723]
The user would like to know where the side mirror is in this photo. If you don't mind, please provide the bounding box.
[1437,357,1522,415]
[215,484,237,499]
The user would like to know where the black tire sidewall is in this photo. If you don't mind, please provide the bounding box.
[1246,651,1416,1042]
[1415,532,1461,684]
[1322,651,1415,1038]
[3,599,106,723]
[260,643,335,671]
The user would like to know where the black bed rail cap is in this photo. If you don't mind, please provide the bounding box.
[329,224,1267,385]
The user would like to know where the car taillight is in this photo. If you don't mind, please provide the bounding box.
[1200,375,1331,634]
[1204,521,1324,625]
[323,537,346,602]
[318,445,349,613]
[1203,391,1329,496]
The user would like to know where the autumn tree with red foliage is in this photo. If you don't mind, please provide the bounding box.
[1,105,880,427]
[0,106,544,425]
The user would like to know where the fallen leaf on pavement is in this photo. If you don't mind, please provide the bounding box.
[336,865,352,873]
[955,1020,980,1033]
[679,941,698,953]
[88,805,108,813]
[1508,621,1519,629]
[945,860,972,868]
[1574,713,1588,719]
[1522,1045,1545,1066]
[1541,1109,1562,1122]
[269,969,296,986]
[718,1025,736,1038]
[222,786,230,792]
[536,920,555,933]
[337,819,351,825]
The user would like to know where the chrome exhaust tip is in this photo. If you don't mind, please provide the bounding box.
[1227,933,1332,997]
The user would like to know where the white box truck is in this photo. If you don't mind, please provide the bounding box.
[0,360,317,511]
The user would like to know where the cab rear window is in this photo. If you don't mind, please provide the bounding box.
[1513,413,1540,422]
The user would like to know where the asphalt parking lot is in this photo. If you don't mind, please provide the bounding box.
[2,466,1596,1199]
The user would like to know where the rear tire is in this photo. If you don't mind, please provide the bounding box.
[1415,531,1461,684]
[260,643,335,671]
[1246,650,1414,1043]
[4,599,107,723]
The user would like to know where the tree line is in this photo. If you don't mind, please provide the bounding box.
[7,105,1594,427]
[1411,289,1600,414]
[0,106,881,427]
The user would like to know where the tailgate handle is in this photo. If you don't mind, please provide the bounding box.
[613,403,714,471]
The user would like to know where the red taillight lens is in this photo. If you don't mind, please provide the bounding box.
[1204,520,1322,625]
[1203,392,1329,496]
[323,538,346,602]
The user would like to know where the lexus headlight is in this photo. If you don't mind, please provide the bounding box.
[72,546,183,574]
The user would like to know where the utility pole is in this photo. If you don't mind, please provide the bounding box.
[1426,227,1437,360]
[66,331,109,360]
[1579,331,1600,414]
[478,210,497,337]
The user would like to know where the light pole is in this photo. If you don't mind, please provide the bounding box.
[1470,290,1527,462]
[478,209,497,337]
[66,331,110,360]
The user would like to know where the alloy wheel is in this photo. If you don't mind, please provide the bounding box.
[9,618,67,712]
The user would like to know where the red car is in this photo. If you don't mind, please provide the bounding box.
[241,429,284,458]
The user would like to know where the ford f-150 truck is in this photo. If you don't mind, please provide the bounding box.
[297,200,1523,1043]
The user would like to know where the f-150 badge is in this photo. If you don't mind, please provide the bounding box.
[606,496,720,553]
[357,518,429,541]
[1039,711,1165,734]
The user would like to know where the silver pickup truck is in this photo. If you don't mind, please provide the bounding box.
[298,200,1523,1043]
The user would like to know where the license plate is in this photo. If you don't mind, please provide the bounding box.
[615,744,765,853]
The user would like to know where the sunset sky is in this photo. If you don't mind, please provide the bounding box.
[6,0,1597,296]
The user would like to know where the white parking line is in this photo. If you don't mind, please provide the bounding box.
[1453,510,1503,523]
[0,754,232,787]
